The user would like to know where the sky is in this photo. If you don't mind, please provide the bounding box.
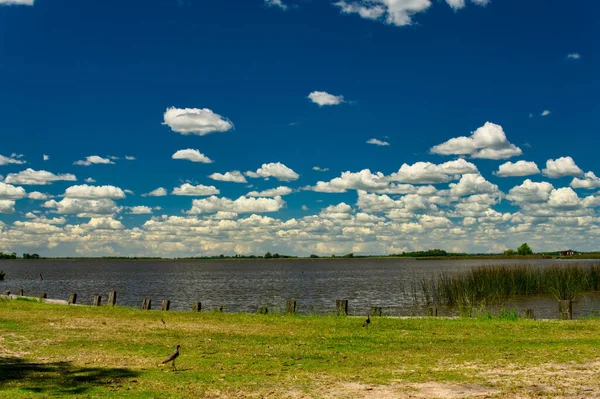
[0,0,598,257]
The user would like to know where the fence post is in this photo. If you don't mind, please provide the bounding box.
[286,300,297,314]
[108,291,117,306]
[370,306,382,316]
[141,298,151,310]
[40,293,47,300]
[559,300,572,320]
[161,300,170,311]
[525,308,534,319]
[427,306,438,317]
[336,300,348,316]
[3,291,10,296]
[19,289,24,296]
[68,293,77,305]
[192,302,201,312]
[92,295,101,306]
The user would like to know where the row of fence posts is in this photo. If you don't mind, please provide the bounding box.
[2,289,577,319]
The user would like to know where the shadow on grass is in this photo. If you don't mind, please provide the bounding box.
[0,357,139,394]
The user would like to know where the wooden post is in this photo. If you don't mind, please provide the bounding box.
[161,300,170,311]
[141,298,151,310]
[286,300,297,314]
[19,289,24,296]
[370,307,382,317]
[92,295,101,306]
[68,293,77,305]
[192,302,201,312]
[525,308,534,319]
[258,306,268,314]
[40,293,47,299]
[108,291,117,306]
[559,300,572,320]
[427,306,438,317]
[336,299,348,316]
[214,305,223,312]
[3,291,10,296]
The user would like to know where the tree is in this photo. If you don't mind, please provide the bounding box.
[264,252,272,259]
[504,249,516,256]
[517,243,533,256]
[309,254,319,258]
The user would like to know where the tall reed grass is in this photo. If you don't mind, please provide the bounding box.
[420,263,600,306]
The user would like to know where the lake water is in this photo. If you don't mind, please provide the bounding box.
[2,258,600,319]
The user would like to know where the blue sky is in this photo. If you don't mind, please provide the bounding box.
[0,0,598,256]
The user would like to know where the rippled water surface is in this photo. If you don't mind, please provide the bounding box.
[2,258,600,319]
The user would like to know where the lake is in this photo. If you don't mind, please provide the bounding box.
[2,258,600,319]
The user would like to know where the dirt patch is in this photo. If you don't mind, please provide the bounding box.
[318,382,500,399]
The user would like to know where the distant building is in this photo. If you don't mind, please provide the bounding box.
[560,249,576,257]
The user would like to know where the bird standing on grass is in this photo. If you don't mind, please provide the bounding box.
[362,314,371,328]
[161,344,180,370]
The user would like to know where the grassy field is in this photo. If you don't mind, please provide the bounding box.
[2,299,600,398]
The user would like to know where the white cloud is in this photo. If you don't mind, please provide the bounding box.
[43,198,120,216]
[0,200,16,213]
[307,91,345,106]
[43,154,49,161]
[264,0,287,10]
[448,174,500,197]
[542,157,583,178]
[446,0,489,10]
[309,169,389,193]
[209,171,247,183]
[172,149,213,164]
[566,53,581,60]
[4,168,77,185]
[571,172,600,190]
[125,156,136,161]
[541,110,551,116]
[74,155,114,166]
[302,205,309,211]
[430,122,522,160]
[82,217,124,230]
[245,162,299,181]
[65,184,126,199]
[312,166,329,172]
[495,161,540,177]
[247,186,293,197]
[506,179,554,204]
[187,195,285,215]
[389,159,478,184]
[0,0,34,5]
[0,154,26,166]
[28,191,48,201]
[172,183,220,196]
[129,206,154,214]
[163,107,233,136]
[142,187,167,197]
[0,182,26,200]
[367,138,390,146]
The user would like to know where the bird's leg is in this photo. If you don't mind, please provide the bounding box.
[172,360,176,370]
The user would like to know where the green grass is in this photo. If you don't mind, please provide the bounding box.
[2,300,600,398]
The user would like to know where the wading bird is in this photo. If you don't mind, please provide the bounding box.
[161,344,180,370]
[362,314,371,328]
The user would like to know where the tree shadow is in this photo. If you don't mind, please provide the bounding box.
[0,357,140,394]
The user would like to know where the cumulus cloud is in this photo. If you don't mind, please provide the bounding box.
[129,206,154,214]
[82,217,124,230]
[506,179,554,204]
[307,91,345,106]
[309,170,388,193]
[0,0,34,5]
[446,0,489,10]
[245,162,299,181]
[208,171,247,183]
[84,177,96,183]
[547,187,582,210]
[367,138,390,146]
[0,154,26,166]
[4,168,76,185]
[28,191,48,201]
[264,0,287,10]
[125,156,136,161]
[389,159,478,184]
[571,172,600,190]
[172,149,213,163]
[163,107,233,136]
[43,154,49,161]
[541,110,551,116]
[142,187,167,197]
[172,183,220,196]
[74,155,114,166]
[247,186,293,197]
[449,174,500,197]
[43,198,120,216]
[566,53,581,60]
[187,195,285,215]
[312,166,329,172]
[495,161,540,177]
[64,184,126,199]
[0,200,15,213]
[0,182,26,200]
[542,157,583,178]
[430,122,522,160]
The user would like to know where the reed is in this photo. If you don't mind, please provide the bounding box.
[419,263,600,306]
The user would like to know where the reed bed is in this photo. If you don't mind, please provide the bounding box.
[420,262,600,306]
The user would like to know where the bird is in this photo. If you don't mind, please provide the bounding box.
[161,344,180,370]
[362,314,371,328]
